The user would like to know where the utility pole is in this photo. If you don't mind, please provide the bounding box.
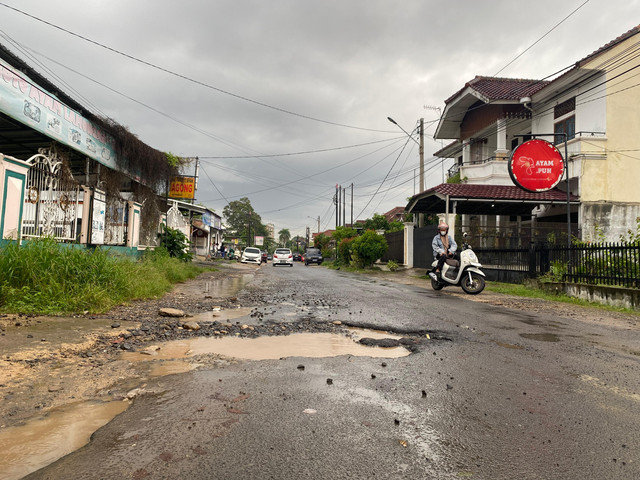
[335,185,339,229]
[419,118,425,227]
[193,157,199,204]
[342,186,346,227]
[316,216,320,233]
[338,186,342,227]
[350,183,353,227]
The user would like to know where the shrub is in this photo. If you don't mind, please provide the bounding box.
[349,230,388,268]
[387,260,400,272]
[159,225,193,261]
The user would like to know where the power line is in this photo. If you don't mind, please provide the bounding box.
[494,0,591,76]
[0,2,396,134]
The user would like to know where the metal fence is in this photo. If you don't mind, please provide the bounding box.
[475,242,640,289]
[22,152,81,241]
[381,230,404,263]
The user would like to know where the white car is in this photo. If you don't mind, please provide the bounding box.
[272,248,293,267]
[241,247,262,264]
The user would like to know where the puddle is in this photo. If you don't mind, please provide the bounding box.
[122,328,410,363]
[0,400,128,480]
[191,306,253,323]
[494,341,524,349]
[173,274,251,298]
[519,333,560,342]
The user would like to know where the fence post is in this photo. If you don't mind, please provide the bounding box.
[404,222,414,268]
[528,242,536,277]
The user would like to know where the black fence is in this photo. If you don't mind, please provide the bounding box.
[475,242,640,289]
[381,230,404,263]
[413,225,438,269]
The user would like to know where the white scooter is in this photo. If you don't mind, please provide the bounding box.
[428,233,485,294]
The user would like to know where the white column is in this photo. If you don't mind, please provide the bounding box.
[403,222,414,268]
[496,118,509,160]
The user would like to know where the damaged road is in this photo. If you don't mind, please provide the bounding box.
[3,261,640,479]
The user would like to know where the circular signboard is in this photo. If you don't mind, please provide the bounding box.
[508,139,565,192]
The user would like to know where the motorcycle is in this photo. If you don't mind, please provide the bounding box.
[429,233,485,294]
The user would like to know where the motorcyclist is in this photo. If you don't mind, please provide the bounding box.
[429,222,457,281]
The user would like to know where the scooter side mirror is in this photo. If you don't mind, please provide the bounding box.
[463,232,468,238]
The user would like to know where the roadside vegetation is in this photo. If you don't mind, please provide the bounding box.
[485,281,639,315]
[0,236,206,315]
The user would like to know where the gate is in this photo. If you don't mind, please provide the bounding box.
[22,149,80,241]
[381,230,404,263]
[413,225,438,268]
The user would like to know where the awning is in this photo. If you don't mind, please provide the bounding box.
[406,183,579,217]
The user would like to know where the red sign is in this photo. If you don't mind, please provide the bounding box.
[508,139,565,192]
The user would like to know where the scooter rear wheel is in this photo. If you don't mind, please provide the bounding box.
[461,272,485,294]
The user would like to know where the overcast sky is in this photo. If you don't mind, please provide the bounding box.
[1,1,638,236]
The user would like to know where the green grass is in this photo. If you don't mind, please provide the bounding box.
[485,281,639,315]
[0,238,208,315]
[416,275,639,315]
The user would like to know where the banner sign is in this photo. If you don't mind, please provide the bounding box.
[255,236,264,246]
[508,139,565,192]
[90,189,106,245]
[169,176,195,199]
[0,59,117,170]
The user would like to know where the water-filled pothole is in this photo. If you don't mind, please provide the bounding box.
[122,328,410,363]
[0,400,128,480]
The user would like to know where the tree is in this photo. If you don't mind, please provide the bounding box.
[222,197,267,246]
[363,213,389,231]
[278,228,291,246]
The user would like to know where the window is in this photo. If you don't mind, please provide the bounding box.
[554,98,575,144]
[554,116,575,144]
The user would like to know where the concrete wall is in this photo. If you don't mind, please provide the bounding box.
[538,281,640,311]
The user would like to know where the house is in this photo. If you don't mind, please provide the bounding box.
[383,206,406,223]
[411,24,640,243]
[529,24,640,241]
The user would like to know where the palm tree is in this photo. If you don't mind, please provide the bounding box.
[278,228,291,247]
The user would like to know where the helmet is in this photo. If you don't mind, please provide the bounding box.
[438,222,449,234]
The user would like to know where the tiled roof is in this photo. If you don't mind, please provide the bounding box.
[445,76,549,104]
[425,183,577,202]
[577,24,640,67]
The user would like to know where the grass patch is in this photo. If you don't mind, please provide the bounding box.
[486,281,639,315]
[0,238,207,315]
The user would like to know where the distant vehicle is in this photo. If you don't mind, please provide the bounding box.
[241,247,262,264]
[261,251,268,263]
[292,252,302,261]
[267,253,273,261]
[273,248,293,267]
[303,248,323,266]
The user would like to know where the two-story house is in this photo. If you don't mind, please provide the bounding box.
[409,24,639,244]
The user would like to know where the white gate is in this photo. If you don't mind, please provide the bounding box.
[22,148,80,241]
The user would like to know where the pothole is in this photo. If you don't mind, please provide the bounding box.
[122,328,411,363]
[0,400,128,480]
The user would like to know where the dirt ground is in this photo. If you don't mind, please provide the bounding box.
[1,262,638,430]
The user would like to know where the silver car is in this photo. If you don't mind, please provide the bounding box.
[272,248,293,267]
[241,247,262,264]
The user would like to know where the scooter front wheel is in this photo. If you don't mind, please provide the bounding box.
[461,272,485,294]
[431,278,444,290]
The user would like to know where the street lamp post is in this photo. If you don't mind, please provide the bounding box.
[388,116,424,226]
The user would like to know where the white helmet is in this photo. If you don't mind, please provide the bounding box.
[438,223,449,234]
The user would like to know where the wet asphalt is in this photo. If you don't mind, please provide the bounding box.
[26,262,640,479]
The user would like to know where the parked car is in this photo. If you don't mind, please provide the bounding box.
[303,248,323,266]
[241,247,262,264]
[261,251,268,263]
[292,252,302,261]
[273,248,293,267]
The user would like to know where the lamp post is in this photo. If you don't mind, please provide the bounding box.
[388,117,423,192]
[388,116,424,226]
